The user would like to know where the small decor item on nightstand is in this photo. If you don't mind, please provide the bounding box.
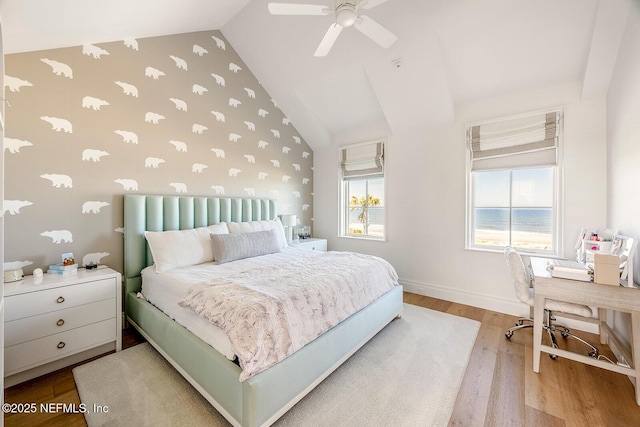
[4,269,24,283]
[48,252,78,276]
[297,225,311,239]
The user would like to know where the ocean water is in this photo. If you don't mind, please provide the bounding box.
[475,208,552,233]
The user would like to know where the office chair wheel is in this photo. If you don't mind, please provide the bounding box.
[561,332,569,339]
[549,354,558,360]
[505,331,514,339]
[516,320,524,326]
[588,351,598,358]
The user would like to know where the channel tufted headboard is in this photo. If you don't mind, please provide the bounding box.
[123,194,277,295]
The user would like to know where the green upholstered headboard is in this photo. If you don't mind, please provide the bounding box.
[123,194,277,295]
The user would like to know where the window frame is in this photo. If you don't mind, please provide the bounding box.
[465,108,563,256]
[339,140,386,241]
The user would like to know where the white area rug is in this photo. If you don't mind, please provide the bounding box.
[73,304,480,426]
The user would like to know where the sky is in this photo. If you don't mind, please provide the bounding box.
[475,167,553,208]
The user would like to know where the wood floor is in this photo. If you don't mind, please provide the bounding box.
[5,292,640,426]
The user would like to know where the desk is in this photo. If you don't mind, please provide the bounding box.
[530,257,640,405]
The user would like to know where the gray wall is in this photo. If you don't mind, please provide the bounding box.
[3,30,313,275]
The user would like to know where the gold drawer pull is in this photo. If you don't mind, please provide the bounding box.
[57,342,66,349]
[56,296,65,304]
[56,319,65,326]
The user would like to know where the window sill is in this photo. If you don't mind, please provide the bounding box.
[465,245,559,258]
[339,235,386,242]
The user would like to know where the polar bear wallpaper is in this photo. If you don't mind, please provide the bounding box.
[3,30,313,275]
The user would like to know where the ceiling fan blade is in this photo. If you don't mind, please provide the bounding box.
[314,24,343,57]
[359,0,390,10]
[354,15,397,48]
[268,3,331,15]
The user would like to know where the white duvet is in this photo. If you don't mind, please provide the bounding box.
[178,250,398,381]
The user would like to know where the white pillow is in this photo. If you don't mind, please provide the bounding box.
[211,229,282,264]
[227,218,288,249]
[145,223,229,272]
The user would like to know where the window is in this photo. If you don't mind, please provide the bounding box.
[466,109,562,254]
[340,141,385,239]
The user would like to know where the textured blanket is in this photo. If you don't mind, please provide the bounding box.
[178,251,398,381]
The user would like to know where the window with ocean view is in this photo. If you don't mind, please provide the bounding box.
[466,109,561,254]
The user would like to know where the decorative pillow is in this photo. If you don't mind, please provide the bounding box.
[210,229,282,264]
[227,218,288,249]
[145,223,229,272]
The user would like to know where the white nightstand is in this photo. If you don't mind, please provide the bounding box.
[290,238,327,252]
[3,267,122,387]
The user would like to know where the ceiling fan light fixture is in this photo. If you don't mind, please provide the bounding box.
[335,3,357,27]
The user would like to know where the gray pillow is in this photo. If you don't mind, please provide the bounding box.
[211,229,282,264]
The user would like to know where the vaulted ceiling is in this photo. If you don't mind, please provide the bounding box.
[1,0,631,150]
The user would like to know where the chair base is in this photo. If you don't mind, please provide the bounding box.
[505,312,598,360]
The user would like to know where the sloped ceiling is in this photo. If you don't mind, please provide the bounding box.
[1,0,631,151]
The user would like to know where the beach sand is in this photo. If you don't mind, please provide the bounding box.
[474,229,552,250]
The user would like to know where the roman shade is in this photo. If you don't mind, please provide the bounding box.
[469,110,561,171]
[341,141,384,180]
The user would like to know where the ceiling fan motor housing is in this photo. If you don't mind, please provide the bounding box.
[335,1,357,27]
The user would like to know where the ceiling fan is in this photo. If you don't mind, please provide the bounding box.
[267,0,397,56]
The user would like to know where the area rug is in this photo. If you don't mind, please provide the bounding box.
[73,304,480,426]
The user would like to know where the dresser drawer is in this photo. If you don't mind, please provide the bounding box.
[5,318,116,374]
[5,277,116,321]
[4,298,116,347]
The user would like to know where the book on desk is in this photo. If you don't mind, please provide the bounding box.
[547,259,593,282]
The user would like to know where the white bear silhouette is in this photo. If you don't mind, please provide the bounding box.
[244,154,255,164]
[302,204,310,211]
[270,160,280,168]
[192,84,208,95]
[244,88,256,98]
[282,146,291,154]
[4,138,33,154]
[211,148,225,158]
[82,201,110,213]
[292,163,301,171]
[302,151,310,158]
[302,177,310,184]
[258,109,269,118]
[244,188,256,196]
[271,129,281,138]
[283,117,291,125]
[83,252,109,266]
[3,260,33,270]
[124,38,139,50]
[258,140,269,149]
[145,157,165,168]
[83,44,109,59]
[40,59,73,78]
[169,140,187,152]
[82,149,109,162]
[3,200,33,215]
[145,67,165,79]
[192,124,208,134]
[169,55,188,70]
[211,185,225,195]
[192,163,208,173]
[115,130,139,144]
[145,112,165,124]
[114,178,138,191]
[271,98,279,107]
[228,168,241,177]
[41,116,73,133]
[82,96,110,110]
[169,98,187,111]
[41,230,73,244]
[115,81,138,97]
[5,76,33,92]
[41,173,73,188]
[229,98,241,108]
[244,121,256,131]
[211,35,226,50]
[170,183,187,193]
[293,136,301,144]
[193,45,208,56]
[229,63,242,73]
[229,133,242,142]
[211,73,225,86]
[114,227,125,234]
[282,175,291,183]
[211,111,225,122]
[293,191,301,198]
[258,172,269,180]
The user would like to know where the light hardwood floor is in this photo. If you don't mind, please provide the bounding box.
[5,292,640,426]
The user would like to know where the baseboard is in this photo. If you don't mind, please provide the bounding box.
[400,278,599,334]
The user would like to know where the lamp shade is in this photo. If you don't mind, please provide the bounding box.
[280,214,297,227]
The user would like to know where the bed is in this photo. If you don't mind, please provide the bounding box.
[123,194,404,427]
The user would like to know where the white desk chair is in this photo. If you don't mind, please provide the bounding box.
[504,246,599,359]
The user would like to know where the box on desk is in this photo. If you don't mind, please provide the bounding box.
[594,253,620,286]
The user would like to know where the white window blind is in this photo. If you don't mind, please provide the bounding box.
[468,110,560,171]
[341,141,384,180]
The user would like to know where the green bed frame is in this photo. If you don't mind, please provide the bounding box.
[123,194,403,427]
